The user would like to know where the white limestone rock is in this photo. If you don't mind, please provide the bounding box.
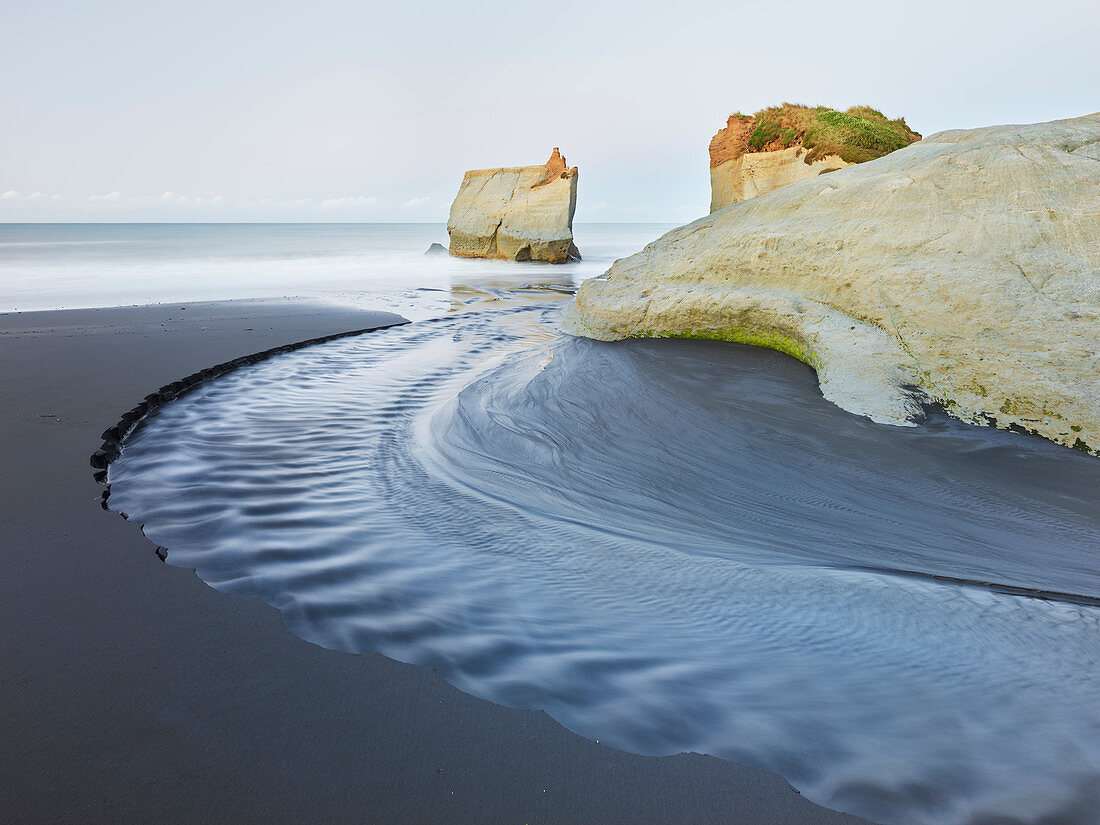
[710,146,847,212]
[565,114,1100,453]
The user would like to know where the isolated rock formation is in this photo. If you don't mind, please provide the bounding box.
[709,106,920,212]
[448,149,580,263]
[565,113,1100,453]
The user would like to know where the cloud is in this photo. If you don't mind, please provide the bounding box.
[1,191,65,203]
[1,190,230,208]
[158,191,223,205]
[400,196,431,209]
[236,197,314,209]
[2,189,393,216]
[318,196,383,209]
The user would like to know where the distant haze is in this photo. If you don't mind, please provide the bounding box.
[3,0,1097,223]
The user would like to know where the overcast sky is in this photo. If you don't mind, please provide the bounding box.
[3,0,1097,222]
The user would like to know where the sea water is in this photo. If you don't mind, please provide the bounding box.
[0,222,670,315]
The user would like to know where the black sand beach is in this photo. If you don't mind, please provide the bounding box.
[0,300,869,825]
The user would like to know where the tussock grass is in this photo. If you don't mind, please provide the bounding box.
[741,103,920,164]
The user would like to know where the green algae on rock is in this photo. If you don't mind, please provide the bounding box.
[627,326,824,373]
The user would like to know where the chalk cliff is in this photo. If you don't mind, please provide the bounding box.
[448,149,580,263]
[565,114,1100,453]
[709,106,920,212]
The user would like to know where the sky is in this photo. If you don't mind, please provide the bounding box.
[2,0,1098,223]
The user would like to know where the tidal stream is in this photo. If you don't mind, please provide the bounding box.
[108,298,1100,825]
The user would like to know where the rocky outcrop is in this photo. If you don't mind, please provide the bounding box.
[565,114,1100,453]
[448,149,580,263]
[709,106,920,212]
[711,143,849,212]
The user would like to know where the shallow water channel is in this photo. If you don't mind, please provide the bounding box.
[109,300,1100,825]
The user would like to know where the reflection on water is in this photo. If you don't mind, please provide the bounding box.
[108,296,1100,825]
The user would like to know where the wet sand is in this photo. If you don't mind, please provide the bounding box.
[0,300,870,825]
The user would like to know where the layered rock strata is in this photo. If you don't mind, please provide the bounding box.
[448,148,580,263]
[711,144,849,212]
[565,114,1100,453]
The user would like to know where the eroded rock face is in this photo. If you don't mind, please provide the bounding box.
[710,145,848,212]
[565,114,1100,453]
[709,114,847,211]
[448,149,580,263]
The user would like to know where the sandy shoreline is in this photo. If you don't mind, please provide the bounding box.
[0,299,870,824]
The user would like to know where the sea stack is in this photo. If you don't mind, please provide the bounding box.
[447,148,580,263]
[565,113,1100,454]
[709,105,920,212]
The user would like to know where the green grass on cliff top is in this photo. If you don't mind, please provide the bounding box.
[737,103,920,164]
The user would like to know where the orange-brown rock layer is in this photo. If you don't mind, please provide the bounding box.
[539,148,578,187]
[709,116,756,167]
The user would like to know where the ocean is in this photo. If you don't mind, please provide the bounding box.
[0,222,672,316]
